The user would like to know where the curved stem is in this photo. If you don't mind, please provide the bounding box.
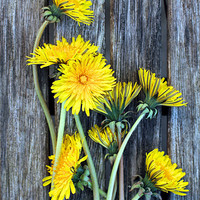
[32,20,56,154]
[109,156,117,200]
[74,114,100,200]
[106,110,148,200]
[51,102,66,188]
[117,131,124,200]
[112,176,117,200]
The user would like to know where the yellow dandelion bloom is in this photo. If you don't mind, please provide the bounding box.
[27,35,98,68]
[138,68,187,107]
[43,0,94,25]
[95,82,141,122]
[43,133,87,200]
[54,0,94,25]
[145,149,189,196]
[51,53,116,116]
[88,125,117,149]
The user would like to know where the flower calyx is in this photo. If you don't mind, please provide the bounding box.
[72,165,92,192]
[105,141,118,160]
[42,4,64,23]
[130,175,162,200]
[137,101,158,119]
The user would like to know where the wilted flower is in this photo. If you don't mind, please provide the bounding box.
[43,133,87,200]
[88,125,118,157]
[51,53,116,116]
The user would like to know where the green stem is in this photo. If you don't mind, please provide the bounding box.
[131,193,144,200]
[117,130,124,200]
[51,102,66,187]
[32,20,56,154]
[106,109,148,200]
[74,114,100,200]
[109,155,117,200]
[112,176,117,200]
[99,188,107,199]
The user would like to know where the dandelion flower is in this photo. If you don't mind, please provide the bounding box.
[88,125,117,148]
[95,82,141,126]
[51,53,116,116]
[43,0,94,25]
[145,149,189,196]
[27,35,98,68]
[43,133,87,200]
[137,68,187,118]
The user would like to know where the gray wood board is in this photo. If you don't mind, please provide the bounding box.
[53,0,106,199]
[167,1,200,200]
[0,0,50,199]
[110,0,164,199]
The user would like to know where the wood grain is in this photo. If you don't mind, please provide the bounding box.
[0,0,49,199]
[167,1,200,200]
[1,0,199,199]
[53,1,106,199]
[110,0,164,199]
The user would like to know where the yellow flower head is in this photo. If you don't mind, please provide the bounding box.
[88,125,118,157]
[51,53,116,116]
[138,68,187,108]
[27,35,98,68]
[88,125,117,149]
[43,0,94,25]
[43,133,87,200]
[95,82,141,123]
[145,149,189,196]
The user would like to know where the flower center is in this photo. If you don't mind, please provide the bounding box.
[79,75,88,84]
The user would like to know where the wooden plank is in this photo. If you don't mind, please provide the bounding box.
[110,0,163,199]
[53,1,106,199]
[167,1,200,199]
[0,0,49,199]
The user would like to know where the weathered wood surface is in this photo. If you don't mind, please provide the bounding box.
[0,0,49,199]
[53,0,106,199]
[167,1,200,200]
[110,0,164,199]
[1,0,199,200]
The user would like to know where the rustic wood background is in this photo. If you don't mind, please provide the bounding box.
[1,0,199,200]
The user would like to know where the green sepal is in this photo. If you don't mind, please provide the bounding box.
[107,154,116,165]
[46,15,54,21]
[116,121,124,135]
[41,6,50,10]
[129,175,144,192]
[77,182,84,191]
[153,109,158,117]
[130,174,161,200]
[143,174,158,193]
[42,4,63,23]
[108,121,116,134]
[107,141,118,157]
[43,10,52,17]
[137,102,148,112]
[146,109,153,119]
[72,165,91,192]
[129,181,143,191]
